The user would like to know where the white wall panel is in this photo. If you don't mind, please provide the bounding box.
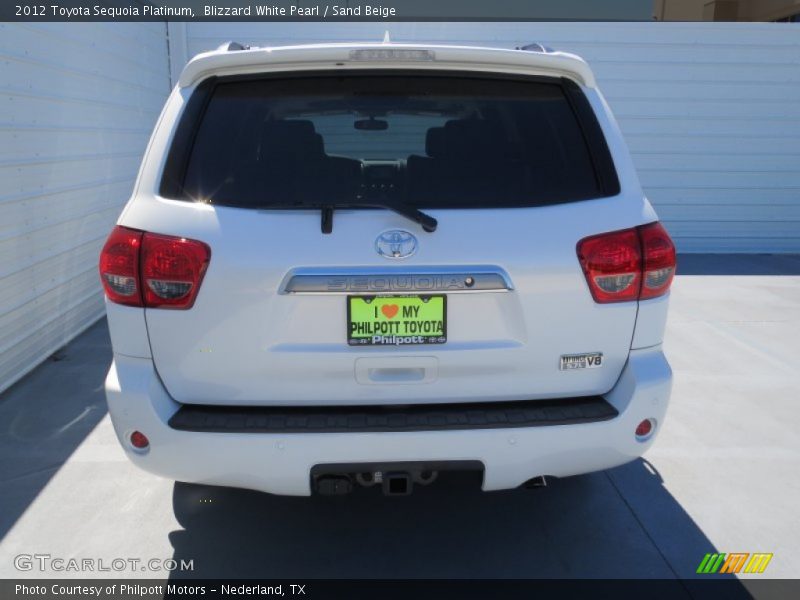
[178,22,800,253]
[0,22,170,394]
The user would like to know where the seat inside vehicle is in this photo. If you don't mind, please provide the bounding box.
[407,119,526,205]
[238,119,361,205]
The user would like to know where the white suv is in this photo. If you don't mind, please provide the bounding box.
[100,42,675,496]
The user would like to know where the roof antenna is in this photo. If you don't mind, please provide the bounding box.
[383,31,391,44]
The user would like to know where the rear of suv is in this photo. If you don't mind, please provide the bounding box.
[101,42,675,496]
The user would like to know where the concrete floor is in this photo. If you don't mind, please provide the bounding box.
[0,255,798,589]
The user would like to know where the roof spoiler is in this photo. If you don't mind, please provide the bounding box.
[179,44,596,89]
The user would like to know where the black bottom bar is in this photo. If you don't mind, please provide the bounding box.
[168,396,617,433]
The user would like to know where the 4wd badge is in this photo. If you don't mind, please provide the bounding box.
[560,353,603,370]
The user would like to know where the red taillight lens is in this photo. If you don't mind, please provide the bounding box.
[99,227,210,310]
[577,222,676,304]
[99,226,143,306]
[577,228,642,303]
[639,222,677,300]
[141,233,210,308]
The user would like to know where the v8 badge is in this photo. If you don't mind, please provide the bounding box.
[560,353,603,370]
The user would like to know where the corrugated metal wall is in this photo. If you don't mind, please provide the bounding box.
[172,22,800,253]
[0,23,171,394]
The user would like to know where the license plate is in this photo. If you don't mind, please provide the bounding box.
[347,295,447,346]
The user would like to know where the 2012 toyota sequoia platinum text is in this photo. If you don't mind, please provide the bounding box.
[100,42,675,496]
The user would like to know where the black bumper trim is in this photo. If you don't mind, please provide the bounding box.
[167,396,618,434]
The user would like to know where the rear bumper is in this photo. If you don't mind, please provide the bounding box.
[104,346,671,496]
[167,395,619,433]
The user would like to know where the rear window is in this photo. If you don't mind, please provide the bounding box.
[164,73,619,209]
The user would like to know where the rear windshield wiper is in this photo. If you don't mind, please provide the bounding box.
[252,200,438,234]
[343,199,438,234]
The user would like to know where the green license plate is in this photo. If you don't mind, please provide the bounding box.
[347,295,447,346]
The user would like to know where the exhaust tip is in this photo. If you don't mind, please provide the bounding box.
[524,475,548,489]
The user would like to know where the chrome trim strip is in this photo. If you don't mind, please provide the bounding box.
[281,269,512,294]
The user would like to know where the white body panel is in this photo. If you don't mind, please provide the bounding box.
[116,44,656,405]
[124,197,653,405]
[104,42,672,492]
[106,345,672,495]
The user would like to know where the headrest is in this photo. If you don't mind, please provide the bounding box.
[266,119,316,137]
[444,120,506,158]
[260,120,324,159]
[425,127,445,157]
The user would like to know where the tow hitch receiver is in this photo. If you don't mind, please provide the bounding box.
[311,460,483,496]
[383,472,413,496]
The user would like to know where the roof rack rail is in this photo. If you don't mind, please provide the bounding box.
[217,41,250,52]
[515,43,554,53]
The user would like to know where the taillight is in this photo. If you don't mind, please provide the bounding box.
[141,233,210,308]
[99,226,143,306]
[639,222,676,300]
[577,222,676,304]
[577,228,642,303]
[99,226,210,310]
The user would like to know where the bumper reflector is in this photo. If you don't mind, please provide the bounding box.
[635,418,655,440]
[130,430,150,449]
